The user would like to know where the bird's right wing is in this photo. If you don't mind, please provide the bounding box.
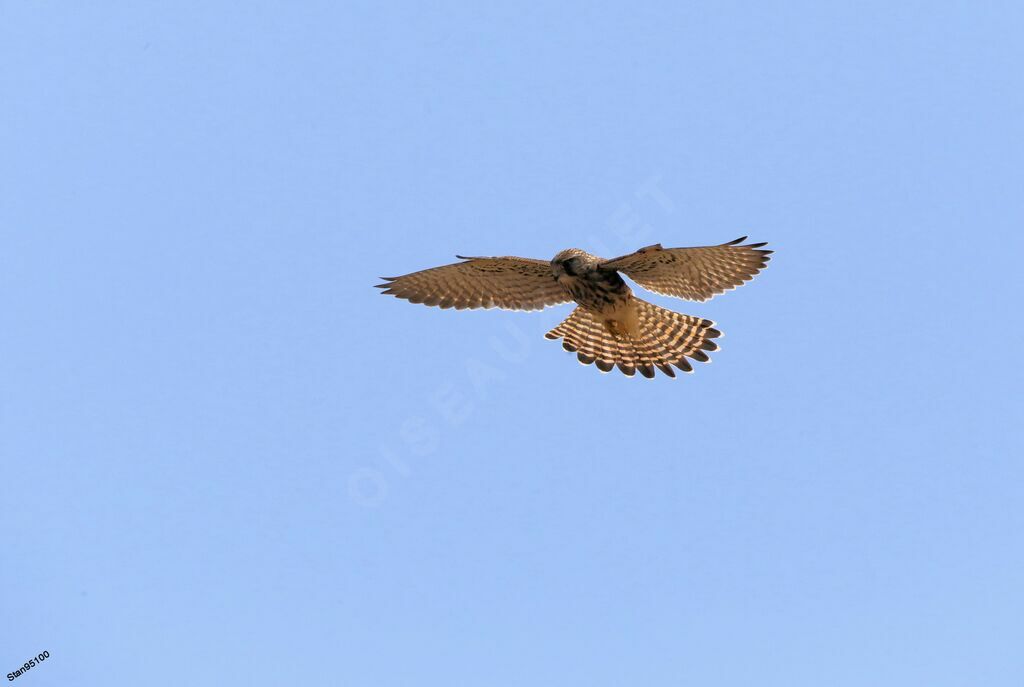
[600,237,772,302]
[376,256,571,311]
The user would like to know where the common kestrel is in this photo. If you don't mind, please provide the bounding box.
[376,237,771,378]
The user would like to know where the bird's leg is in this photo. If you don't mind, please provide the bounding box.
[600,299,640,339]
[604,319,627,338]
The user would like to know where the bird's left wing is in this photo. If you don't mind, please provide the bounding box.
[600,237,772,302]
[376,256,571,311]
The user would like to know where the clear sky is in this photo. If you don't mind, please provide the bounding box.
[2,2,1023,686]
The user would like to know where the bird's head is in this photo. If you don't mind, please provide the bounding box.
[551,249,588,279]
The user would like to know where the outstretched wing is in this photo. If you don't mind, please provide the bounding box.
[376,256,570,311]
[601,237,772,302]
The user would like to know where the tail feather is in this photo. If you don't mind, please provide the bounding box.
[544,298,722,378]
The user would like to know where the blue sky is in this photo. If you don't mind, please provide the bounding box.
[2,2,1023,685]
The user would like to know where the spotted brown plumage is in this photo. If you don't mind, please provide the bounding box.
[376,256,571,311]
[376,237,771,378]
[600,237,772,302]
[544,300,721,378]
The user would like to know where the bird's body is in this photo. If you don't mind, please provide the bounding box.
[551,249,640,338]
[377,237,772,378]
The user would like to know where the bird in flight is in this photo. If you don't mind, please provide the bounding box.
[376,237,771,378]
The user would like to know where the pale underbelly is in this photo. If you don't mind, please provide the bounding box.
[560,274,639,337]
[588,295,639,338]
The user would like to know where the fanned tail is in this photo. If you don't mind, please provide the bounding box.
[544,298,721,378]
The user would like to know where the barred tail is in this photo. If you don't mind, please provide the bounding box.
[544,298,721,378]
